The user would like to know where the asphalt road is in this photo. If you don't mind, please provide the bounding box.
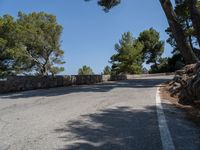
[0,76,199,150]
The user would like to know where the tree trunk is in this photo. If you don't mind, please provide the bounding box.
[188,0,200,46]
[185,20,195,51]
[159,0,199,64]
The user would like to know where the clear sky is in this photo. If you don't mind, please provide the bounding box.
[0,0,173,75]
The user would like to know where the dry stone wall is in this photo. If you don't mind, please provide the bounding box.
[0,75,112,93]
[0,73,173,94]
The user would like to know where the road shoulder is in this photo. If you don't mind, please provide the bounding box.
[159,85,200,150]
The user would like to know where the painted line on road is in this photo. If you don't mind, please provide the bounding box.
[156,87,175,150]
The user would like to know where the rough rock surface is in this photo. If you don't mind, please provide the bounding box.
[169,62,200,104]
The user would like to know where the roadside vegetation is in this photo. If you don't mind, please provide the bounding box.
[110,29,165,75]
[78,65,94,75]
[103,65,111,75]
[0,12,65,76]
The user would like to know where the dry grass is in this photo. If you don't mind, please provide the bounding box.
[160,83,200,127]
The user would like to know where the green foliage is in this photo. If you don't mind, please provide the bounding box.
[166,0,200,58]
[78,65,94,75]
[97,0,121,12]
[0,12,65,76]
[149,57,169,73]
[103,65,111,75]
[110,32,143,74]
[85,0,121,12]
[16,12,65,75]
[149,55,185,73]
[110,30,165,74]
[0,15,28,76]
[138,28,164,72]
[50,67,65,76]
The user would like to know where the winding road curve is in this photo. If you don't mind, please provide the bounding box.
[0,76,200,150]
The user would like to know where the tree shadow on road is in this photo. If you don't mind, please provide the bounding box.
[0,78,171,99]
[54,106,162,150]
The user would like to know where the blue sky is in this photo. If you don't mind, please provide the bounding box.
[0,0,173,75]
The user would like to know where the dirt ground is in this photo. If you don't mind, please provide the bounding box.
[160,83,200,127]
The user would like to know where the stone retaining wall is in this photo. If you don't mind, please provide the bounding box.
[126,73,174,79]
[0,75,107,94]
[0,73,174,94]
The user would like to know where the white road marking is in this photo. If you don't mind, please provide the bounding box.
[156,87,175,150]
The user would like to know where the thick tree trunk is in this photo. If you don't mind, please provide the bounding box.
[41,61,49,76]
[194,48,200,58]
[159,0,199,64]
[188,0,200,46]
[185,20,195,50]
